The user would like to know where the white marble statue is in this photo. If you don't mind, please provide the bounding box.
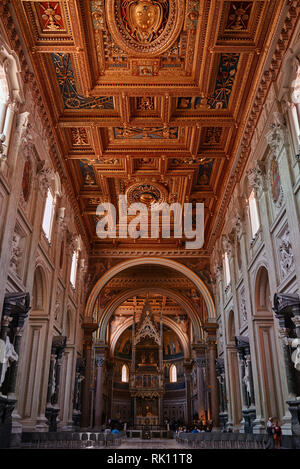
[291,338,300,372]
[243,361,251,397]
[0,336,18,388]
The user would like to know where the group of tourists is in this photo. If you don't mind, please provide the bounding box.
[266,417,282,449]
[176,420,213,434]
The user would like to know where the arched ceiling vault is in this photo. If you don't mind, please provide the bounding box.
[85,257,216,321]
[96,286,205,345]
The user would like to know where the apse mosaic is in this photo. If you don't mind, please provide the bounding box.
[51,53,114,109]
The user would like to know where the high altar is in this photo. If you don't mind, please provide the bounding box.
[130,299,164,426]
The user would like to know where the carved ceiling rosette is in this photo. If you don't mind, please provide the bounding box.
[106,0,185,57]
[125,180,168,207]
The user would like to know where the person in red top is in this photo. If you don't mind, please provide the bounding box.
[273,421,282,449]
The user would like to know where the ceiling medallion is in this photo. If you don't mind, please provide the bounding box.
[126,181,168,207]
[106,0,184,57]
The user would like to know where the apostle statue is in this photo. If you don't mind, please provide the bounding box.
[291,338,300,371]
[0,336,18,389]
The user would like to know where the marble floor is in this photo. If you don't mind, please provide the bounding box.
[117,438,186,449]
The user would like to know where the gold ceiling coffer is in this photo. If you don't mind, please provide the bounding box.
[106,0,185,57]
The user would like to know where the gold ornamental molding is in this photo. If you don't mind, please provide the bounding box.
[106,0,185,57]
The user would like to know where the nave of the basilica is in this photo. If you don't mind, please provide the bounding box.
[0,0,300,451]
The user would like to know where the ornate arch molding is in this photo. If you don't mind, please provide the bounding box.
[97,286,204,347]
[84,257,216,320]
[110,313,190,358]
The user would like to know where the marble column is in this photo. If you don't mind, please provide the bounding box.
[184,362,193,427]
[194,356,206,421]
[45,336,66,432]
[80,322,98,428]
[46,351,56,407]
[159,395,163,426]
[94,356,105,429]
[208,342,220,428]
[72,358,85,427]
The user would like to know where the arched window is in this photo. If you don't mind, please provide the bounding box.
[289,57,300,151]
[224,251,231,286]
[70,250,78,288]
[248,190,260,237]
[0,64,10,145]
[42,188,55,241]
[121,364,129,383]
[170,364,177,383]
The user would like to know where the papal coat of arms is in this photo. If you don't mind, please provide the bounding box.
[106,0,184,56]
[122,0,167,44]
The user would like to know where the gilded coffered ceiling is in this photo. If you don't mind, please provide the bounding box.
[11,0,287,257]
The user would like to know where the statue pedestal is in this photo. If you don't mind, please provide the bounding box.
[0,395,16,448]
[45,406,60,432]
[242,407,256,433]
[252,416,266,434]
[219,412,228,429]
[287,399,300,436]
[10,409,23,448]
[72,409,81,428]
